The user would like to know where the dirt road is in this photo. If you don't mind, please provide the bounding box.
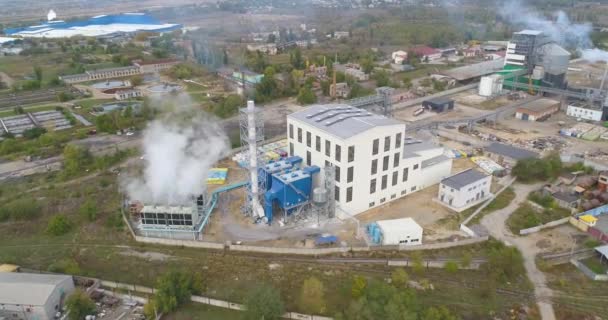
[480,182,556,320]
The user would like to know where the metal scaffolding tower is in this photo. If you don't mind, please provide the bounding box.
[347,86,395,117]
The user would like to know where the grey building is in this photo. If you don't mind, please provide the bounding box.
[485,142,539,165]
[0,273,75,320]
[438,168,492,212]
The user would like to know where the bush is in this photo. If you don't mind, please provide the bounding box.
[528,192,555,208]
[66,289,96,320]
[483,242,525,283]
[105,212,124,229]
[46,214,73,236]
[153,270,203,314]
[512,154,562,183]
[298,277,326,314]
[243,284,285,320]
[444,261,459,273]
[22,127,47,140]
[79,199,97,221]
[48,258,81,274]
[1,198,41,221]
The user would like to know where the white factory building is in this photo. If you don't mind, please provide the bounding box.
[376,218,423,246]
[0,272,75,320]
[287,104,452,216]
[566,103,605,122]
[437,168,492,212]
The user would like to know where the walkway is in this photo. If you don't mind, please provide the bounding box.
[480,182,556,320]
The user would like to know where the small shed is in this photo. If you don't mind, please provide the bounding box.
[375,218,423,246]
[515,98,560,122]
[552,191,580,209]
[422,97,454,113]
[485,142,539,165]
[580,215,598,227]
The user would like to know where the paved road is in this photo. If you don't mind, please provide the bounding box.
[480,182,556,320]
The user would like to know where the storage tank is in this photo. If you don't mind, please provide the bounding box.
[312,187,328,205]
[532,66,545,80]
[478,74,503,97]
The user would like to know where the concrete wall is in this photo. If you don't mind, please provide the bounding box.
[519,217,570,235]
[570,259,608,281]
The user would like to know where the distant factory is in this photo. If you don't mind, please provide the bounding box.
[4,13,181,38]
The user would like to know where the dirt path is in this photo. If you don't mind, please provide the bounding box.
[480,181,556,320]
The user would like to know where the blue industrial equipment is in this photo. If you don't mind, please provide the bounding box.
[315,235,338,246]
[259,156,303,191]
[263,166,320,224]
[366,223,382,244]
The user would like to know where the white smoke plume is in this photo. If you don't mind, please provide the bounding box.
[123,93,230,205]
[581,48,608,63]
[500,0,593,49]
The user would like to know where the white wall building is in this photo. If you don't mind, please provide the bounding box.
[115,89,142,100]
[391,50,408,64]
[376,218,423,246]
[438,168,492,212]
[287,104,452,216]
[566,104,604,122]
[0,273,75,320]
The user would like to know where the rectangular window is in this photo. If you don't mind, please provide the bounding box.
[380,197,386,203]
[306,131,311,147]
[402,168,409,182]
[372,138,379,155]
[335,145,341,162]
[401,190,407,195]
[391,194,396,199]
[348,146,355,162]
[347,167,354,183]
[371,159,378,175]
[413,164,419,170]
[381,175,387,190]
[370,179,376,194]
[384,136,390,152]
[289,124,294,139]
[411,186,416,192]
[395,133,402,148]
[325,140,331,157]
[297,128,302,143]
[316,135,321,152]
[392,171,398,186]
[393,152,400,168]
[346,187,353,202]
[335,166,341,182]
[383,156,389,171]
[289,142,294,156]
[369,202,375,208]
[335,186,340,201]
[306,151,311,166]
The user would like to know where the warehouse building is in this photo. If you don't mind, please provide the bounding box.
[287,104,452,216]
[367,218,423,246]
[515,98,560,122]
[0,272,75,320]
[567,102,608,122]
[485,142,539,165]
[438,169,492,212]
[422,97,454,113]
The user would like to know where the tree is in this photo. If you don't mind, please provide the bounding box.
[130,75,143,86]
[13,106,24,114]
[411,251,425,274]
[385,291,418,320]
[22,127,47,139]
[360,57,374,74]
[34,65,43,82]
[444,261,459,273]
[243,284,285,320]
[66,289,96,320]
[297,87,317,105]
[320,80,330,96]
[290,48,304,69]
[298,277,326,314]
[213,94,242,118]
[46,214,73,236]
[79,199,98,221]
[268,34,276,43]
[154,270,202,313]
[483,242,525,283]
[391,268,409,288]
[62,144,92,177]
[351,275,367,298]
[373,70,390,87]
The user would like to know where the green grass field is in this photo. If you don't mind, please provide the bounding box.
[506,203,571,234]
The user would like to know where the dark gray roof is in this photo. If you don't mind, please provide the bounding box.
[402,139,440,159]
[421,154,450,169]
[441,58,504,81]
[288,104,403,140]
[424,97,453,105]
[441,169,488,190]
[552,192,579,203]
[486,142,539,160]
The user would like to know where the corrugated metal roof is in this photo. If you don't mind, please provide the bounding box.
[441,169,488,190]
[595,245,608,259]
[441,59,505,81]
[486,142,539,160]
[288,104,403,140]
[0,273,72,306]
[517,98,559,113]
[421,154,450,169]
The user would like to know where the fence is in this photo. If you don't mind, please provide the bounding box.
[570,259,608,281]
[100,279,333,320]
[519,217,570,235]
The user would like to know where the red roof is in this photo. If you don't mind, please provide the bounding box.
[410,46,440,56]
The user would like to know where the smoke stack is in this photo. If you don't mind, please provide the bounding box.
[247,100,265,218]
